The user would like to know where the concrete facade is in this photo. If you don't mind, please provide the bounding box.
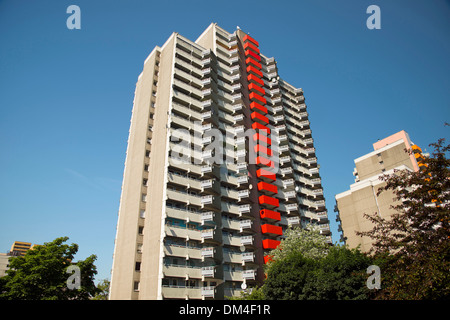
[335,131,422,252]
[110,23,330,300]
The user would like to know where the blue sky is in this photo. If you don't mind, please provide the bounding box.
[0,0,449,282]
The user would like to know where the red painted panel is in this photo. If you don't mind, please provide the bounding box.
[243,34,259,47]
[247,74,264,86]
[256,168,276,181]
[247,67,264,79]
[261,224,283,236]
[249,101,267,114]
[252,122,271,134]
[245,57,262,69]
[262,239,281,250]
[253,133,271,145]
[260,209,280,221]
[254,144,273,157]
[255,156,274,168]
[258,182,278,194]
[251,111,269,125]
[244,41,260,54]
[248,82,265,95]
[249,92,267,105]
[259,195,279,207]
[245,50,261,61]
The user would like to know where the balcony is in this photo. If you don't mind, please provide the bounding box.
[256,168,276,182]
[238,189,250,200]
[239,219,252,232]
[259,195,279,208]
[260,209,281,222]
[282,178,295,189]
[202,286,215,299]
[261,224,283,236]
[283,190,296,199]
[238,204,251,214]
[245,57,262,69]
[247,66,263,78]
[241,252,254,263]
[201,211,214,225]
[255,156,274,168]
[250,101,268,115]
[242,269,256,280]
[240,235,253,246]
[201,247,214,258]
[316,211,328,220]
[252,122,271,134]
[202,266,215,278]
[254,144,273,157]
[280,167,293,178]
[257,181,278,195]
[247,74,264,86]
[251,111,269,125]
[319,224,331,235]
[249,92,267,105]
[285,203,298,213]
[262,239,281,250]
[287,216,300,226]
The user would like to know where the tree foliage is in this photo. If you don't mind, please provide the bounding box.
[233,226,372,300]
[357,138,450,299]
[263,246,372,300]
[0,237,99,300]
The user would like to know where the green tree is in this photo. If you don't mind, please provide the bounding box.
[92,279,110,300]
[357,138,450,299]
[263,245,372,300]
[0,237,99,300]
[265,225,330,271]
[232,226,372,300]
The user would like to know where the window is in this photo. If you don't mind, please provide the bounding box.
[135,262,141,272]
[138,226,144,235]
[142,194,147,202]
[137,243,143,253]
[134,281,140,292]
[140,209,145,218]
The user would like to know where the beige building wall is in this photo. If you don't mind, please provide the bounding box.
[111,23,330,300]
[336,131,420,252]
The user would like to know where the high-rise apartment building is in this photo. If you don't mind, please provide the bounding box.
[335,130,426,252]
[110,23,330,300]
[9,241,32,256]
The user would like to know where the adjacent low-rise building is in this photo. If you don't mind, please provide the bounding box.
[335,130,426,252]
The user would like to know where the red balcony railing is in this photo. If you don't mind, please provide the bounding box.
[245,57,262,69]
[249,92,267,105]
[246,66,263,78]
[251,112,269,125]
[256,168,276,181]
[255,156,274,168]
[258,181,278,194]
[261,224,283,236]
[243,34,259,47]
[260,209,280,221]
[259,195,279,208]
[262,239,281,250]
[252,122,270,134]
[248,82,265,95]
[247,74,264,86]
